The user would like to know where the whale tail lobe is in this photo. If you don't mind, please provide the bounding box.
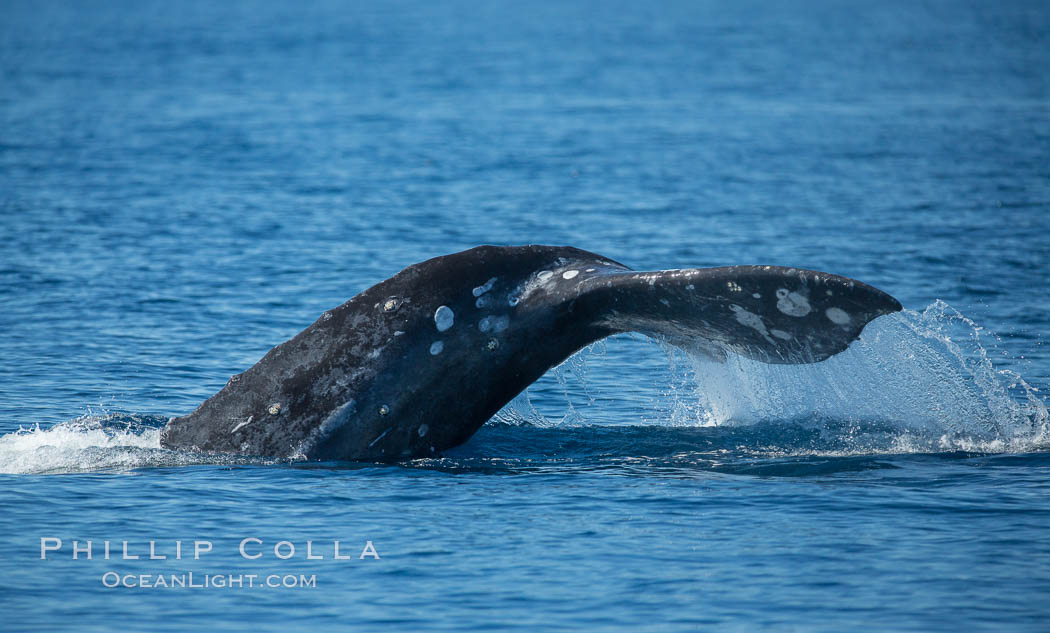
[578,265,901,364]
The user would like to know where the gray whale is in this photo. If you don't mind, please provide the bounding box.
[160,245,901,461]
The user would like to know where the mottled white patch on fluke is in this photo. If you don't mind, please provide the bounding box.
[730,304,776,345]
[825,307,852,325]
[775,288,811,317]
[479,315,510,333]
[434,305,455,331]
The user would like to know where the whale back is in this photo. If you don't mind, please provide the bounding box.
[160,245,900,461]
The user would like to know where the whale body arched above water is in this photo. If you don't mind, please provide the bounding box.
[160,245,901,461]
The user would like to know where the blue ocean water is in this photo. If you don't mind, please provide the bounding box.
[2,0,1049,630]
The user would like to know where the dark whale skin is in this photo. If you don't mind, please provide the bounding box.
[160,245,901,461]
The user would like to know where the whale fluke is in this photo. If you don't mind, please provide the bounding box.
[160,245,901,462]
[579,265,900,364]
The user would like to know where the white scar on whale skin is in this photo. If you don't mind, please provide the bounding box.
[434,306,455,331]
[825,307,852,325]
[479,315,510,333]
[368,428,390,448]
[472,277,497,297]
[775,288,811,317]
[317,400,357,436]
[729,304,776,345]
[231,416,254,433]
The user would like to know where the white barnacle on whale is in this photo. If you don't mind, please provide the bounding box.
[429,341,444,355]
[434,305,455,331]
[537,270,554,282]
[562,270,579,280]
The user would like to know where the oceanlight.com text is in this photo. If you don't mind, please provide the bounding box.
[100,571,317,589]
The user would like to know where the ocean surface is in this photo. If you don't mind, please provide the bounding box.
[2,0,1049,630]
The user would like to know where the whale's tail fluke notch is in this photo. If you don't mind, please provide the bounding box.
[577,265,902,364]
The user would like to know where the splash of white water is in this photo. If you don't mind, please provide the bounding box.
[676,301,1047,449]
[505,301,1048,454]
[0,414,271,475]
[0,415,162,474]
